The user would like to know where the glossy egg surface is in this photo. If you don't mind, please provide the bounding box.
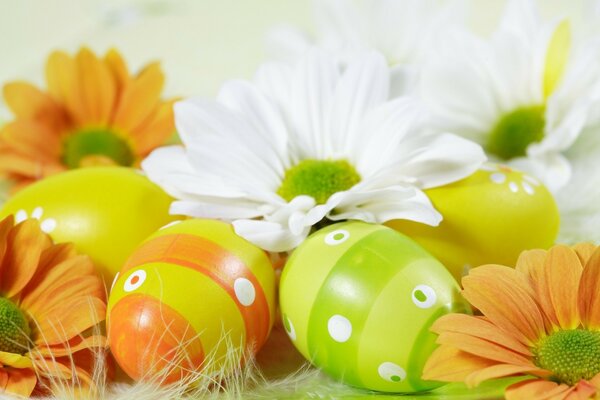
[107,219,276,383]
[279,221,468,393]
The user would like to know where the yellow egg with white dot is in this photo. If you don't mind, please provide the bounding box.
[387,164,559,280]
[0,167,180,283]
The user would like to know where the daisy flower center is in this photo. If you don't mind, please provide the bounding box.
[277,159,361,204]
[534,329,600,386]
[63,128,134,169]
[487,105,546,160]
[0,297,31,354]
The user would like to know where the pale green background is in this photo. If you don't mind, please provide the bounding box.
[0,0,588,108]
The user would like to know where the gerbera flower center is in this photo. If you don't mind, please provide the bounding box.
[487,105,546,160]
[534,329,600,386]
[0,297,31,354]
[62,128,134,169]
[277,159,361,204]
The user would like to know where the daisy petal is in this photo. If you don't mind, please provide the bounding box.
[3,368,37,397]
[3,82,66,130]
[329,51,389,154]
[217,80,289,164]
[233,219,309,253]
[572,243,597,266]
[505,378,572,400]
[543,245,582,329]
[45,50,85,124]
[326,186,442,226]
[76,47,116,124]
[466,364,544,388]
[435,331,533,366]
[392,133,486,189]
[422,345,496,382]
[578,247,600,329]
[1,219,52,298]
[113,62,164,133]
[289,50,339,159]
[431,314,531,356]
[462,265,546,344]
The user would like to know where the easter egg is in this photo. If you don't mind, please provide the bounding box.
[107,219,276,384]
[387,164,559,280]
[279,221,468,393]
[0,167,179,283]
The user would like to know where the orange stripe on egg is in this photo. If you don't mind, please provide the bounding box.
[108,293,205,384]
[122,234,271,351]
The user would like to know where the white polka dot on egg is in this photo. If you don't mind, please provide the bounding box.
[378,362,407,383]
[124,270,147,292]
[411,285,437,309]
[234,278,256,306]
[15,210,27,223]
[31,207,43,220]
[490,173,506,184]
[327,315,352,343]
[522,182,535,195]
[324,229,350,246]
[41,218,57,233]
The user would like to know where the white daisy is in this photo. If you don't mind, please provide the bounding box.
[142,51,485,252]
[419,0,600,192]
[268,0,466,95]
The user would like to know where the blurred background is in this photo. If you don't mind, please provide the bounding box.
[0,0,589,109]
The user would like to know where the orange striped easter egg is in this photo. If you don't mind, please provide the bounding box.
[107,219,276,384]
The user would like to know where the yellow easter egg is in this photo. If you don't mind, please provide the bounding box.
[387,164,559,280]
[0,167,179,283]
[107,219,276,384]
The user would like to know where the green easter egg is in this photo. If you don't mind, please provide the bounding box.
[387,164,559,281]
[279,221,468,393]
[0,167,180,284]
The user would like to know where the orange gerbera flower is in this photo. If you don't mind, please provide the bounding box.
[423,243,600,400]
[0,215,106,397]
[0,47,176,191]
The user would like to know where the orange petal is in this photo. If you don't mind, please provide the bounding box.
[516,249,548,289]
[462,265,546,345]
[465,364,545,388]
[578,247,600,329]
[422,344,496,382]
[35,334,107,358]
[76,48,117,124]
[32,297,106,345]
[543,245,583,330]
[20,254,101,314]
[436,331,534,367]
[505,378,572,400]
[566,380,598,400]
[1,119,62,161]
[1,219,52,298]
[0,351,34,368]
[572,243,597,266]
[45,50,85,125]
[432,314,532,356]
[28,274,104,320]
[3,82,68,131]
[112,62,165,133]
[0,216,14,269]
[129,98,176,156]
[3,368,37,397]
[104,48,130,92]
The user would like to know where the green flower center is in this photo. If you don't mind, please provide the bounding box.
[534,329,600,386]
[277,159,361,204]
[62,128,134,169]
[487,105,546,160]
[0,297,31,354]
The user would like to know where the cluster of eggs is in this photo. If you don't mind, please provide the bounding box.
[0,163,560,393]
